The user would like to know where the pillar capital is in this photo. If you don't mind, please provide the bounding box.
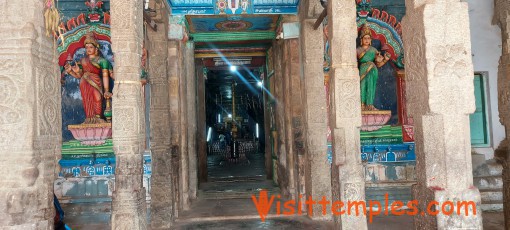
[298,0,324,20]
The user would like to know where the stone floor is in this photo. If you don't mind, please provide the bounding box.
[67,210,505,229]
[65,152,506,229]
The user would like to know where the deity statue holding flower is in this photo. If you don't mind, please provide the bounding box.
[64,33,113,124]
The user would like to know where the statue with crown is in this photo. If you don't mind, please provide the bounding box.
[57,0,114,146]
[357,23,392,131]
[355,0,407,133]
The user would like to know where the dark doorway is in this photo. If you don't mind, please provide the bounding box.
[204,67,266,179]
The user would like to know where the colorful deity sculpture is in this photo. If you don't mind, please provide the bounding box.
[64,33,113,124]
[357,24,390,111]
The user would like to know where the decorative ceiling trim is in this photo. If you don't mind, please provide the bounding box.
[195,52,266,58]
[195,47,267,53]
[191,31,275,42]
[168,0,300,15]
[185,14,279,33]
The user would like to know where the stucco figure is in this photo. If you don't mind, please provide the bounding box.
[357,24,390,111]
[64,33,112,124]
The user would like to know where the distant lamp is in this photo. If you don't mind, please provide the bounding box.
[207,127,212,142]
[230,66,237,72]
[228,114,232,118]
[257,81,263,87]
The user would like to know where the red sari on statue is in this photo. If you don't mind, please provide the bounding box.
[79,56,109,121]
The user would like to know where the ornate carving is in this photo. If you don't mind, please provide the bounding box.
[0,59,28,151]
[335,78,359,119]
[37,66,60,136]
[0,0,60,226]
[342,182,363,201]
[110,0,147,227]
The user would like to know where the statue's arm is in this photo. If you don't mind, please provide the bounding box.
[64,62,82,79]
[102,68,109,92]
[100,59,112,98]
[375,50,390,67]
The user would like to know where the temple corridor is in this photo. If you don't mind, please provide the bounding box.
[2,0,510,229]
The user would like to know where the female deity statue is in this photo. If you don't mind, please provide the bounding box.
[357,24,390,111]
[64,33,112,124]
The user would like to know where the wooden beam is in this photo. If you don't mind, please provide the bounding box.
[313,9,327,30]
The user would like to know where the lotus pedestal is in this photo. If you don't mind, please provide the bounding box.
[68,123,112,146]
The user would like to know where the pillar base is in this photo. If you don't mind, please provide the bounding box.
[111,190,148,229]
[412,186,483,230]
[3,221,52,230]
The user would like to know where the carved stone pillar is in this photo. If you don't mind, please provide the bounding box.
[147,2,173,229]
[273,40,288,195]
[327,0,367,229]
[110,0,147,228]
[179,41,190,210]
[494,0,510,228]
[0,0,61,228]
[402,1,483,229]
[185,41,198,200]
[299,1,332,220]
[282,38,304,202]
[168,40,181,217]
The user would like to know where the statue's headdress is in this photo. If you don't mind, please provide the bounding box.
[359,24,372,39]
[84,32,100,48]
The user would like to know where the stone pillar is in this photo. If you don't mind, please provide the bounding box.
[263,75,273,180]
[0,0,61,228]
[185,41,198,200]
[494,0,510,228]
[196,60,208,183]
[178,41,190,210]
[299,1,332,220]
[402,0,483,229]
[282,39,295,200]
[327,0,367,228]
[273,40,289,194]
[282,38,305,202]
[168,40,181,217]
[110,0,147,228]
[147,2,173,229]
